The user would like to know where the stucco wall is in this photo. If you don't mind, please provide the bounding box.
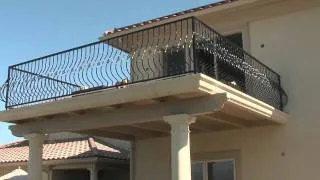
[134,6,320,180]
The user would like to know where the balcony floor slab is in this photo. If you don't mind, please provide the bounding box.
[0,73,289,138]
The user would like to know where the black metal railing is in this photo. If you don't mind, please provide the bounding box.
[0,17,287,109]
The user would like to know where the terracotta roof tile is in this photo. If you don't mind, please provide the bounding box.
[103,0,239,36]
[0,137,128,164]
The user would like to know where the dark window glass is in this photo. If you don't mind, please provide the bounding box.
[217,33,246,91]
[196,33,246,91]
[197,44,216,78]
[226,33,243,48]
[192,163,204,180]
[52,169,90,180]
[208,160,235,180]
[163,47,185,76]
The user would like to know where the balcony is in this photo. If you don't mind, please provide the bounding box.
[0,17,287,110]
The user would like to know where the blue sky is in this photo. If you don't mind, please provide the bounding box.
[0,0,220,144]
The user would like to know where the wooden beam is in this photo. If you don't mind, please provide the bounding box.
[190,123,213,132]
[67,110,86,116]
[97,105,117,112]
[129,122,170,133]
[132,99,160,105]
[153,95,181,102]
[202,113,248,128]
[10,94,227,137]
[190,121,233,132]
[34,116,50,121]
[175,92,204,99]
[102,126,164,138]
[77,129,134,140]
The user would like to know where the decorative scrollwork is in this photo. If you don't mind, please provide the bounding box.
[0,80,8,102]
[3,17,287,110]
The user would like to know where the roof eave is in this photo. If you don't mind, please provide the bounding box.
[0,156,128,168]
[98,0,262,41]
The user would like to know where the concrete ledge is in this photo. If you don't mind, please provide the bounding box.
[0,73,289,127]
[0,74,204,122]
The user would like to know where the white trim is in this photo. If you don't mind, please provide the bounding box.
[204,163,208,180]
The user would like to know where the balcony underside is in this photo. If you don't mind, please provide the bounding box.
[1,73,288,139]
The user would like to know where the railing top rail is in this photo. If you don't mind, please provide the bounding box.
[11,40,102,68]
[11,16,195,68]
[3,17,286,109]
[192,18,280,77]
[11,16,280,79]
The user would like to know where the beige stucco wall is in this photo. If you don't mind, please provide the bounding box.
[134,6,320,180]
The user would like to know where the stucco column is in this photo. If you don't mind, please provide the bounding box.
[25,133,45,180]
[48,169,52,180]
[130,140,136,180]
[89,166,98,180]
[164,114,196,180]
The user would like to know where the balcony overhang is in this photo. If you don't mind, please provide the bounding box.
[0,73,289,139]
[100,0,320,41]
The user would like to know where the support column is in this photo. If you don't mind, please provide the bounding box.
[48,169,53,180]
[130,140,136,180]
[164,114,196,180]
[25,133,45,180]
[89,165,98,180]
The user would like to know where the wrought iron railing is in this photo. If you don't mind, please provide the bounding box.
[0,17,287,109]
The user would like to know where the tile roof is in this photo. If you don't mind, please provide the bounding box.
[0,137,129,164]
[103,0,239,36]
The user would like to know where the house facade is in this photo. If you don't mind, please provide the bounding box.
[0,0,319,180]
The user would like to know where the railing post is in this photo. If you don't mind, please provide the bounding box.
[5,67,11,109]
[213,33,219,80]
[192,17,198,74]
[278,75,284,110]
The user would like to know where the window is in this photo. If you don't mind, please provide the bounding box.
[225,33,243,48]
[192,160,235,180]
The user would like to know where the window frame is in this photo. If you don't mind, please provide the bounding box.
[192,159,237,180]
[221,23,250,53]
[192,150,241,180]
